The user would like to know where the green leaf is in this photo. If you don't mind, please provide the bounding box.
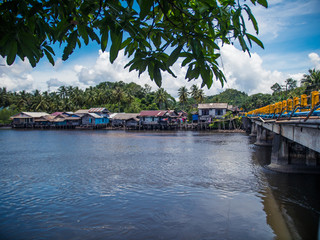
[78,25,89,45]
[44,49,55,66]
[244,5,259,34]
[167,45,183,67]
[86,26,100,43]
[101,28,109,52]
[202,38,220,51]
[124,58,135,69]
[153,62,162,87]
[199,4,210,14]
[62,31,78,61]
[200,65,212,88]
[246,34,264,49]
[6,41,17,65]
[121,38,132,50]
[148,61,154,80]
[137,0,153,20]
[238,35,248,53]
[165,66,177,78]
[43,45,55,55]
[257,0,268,8]
[152,33,161,49]
[181,57,193,67]
[110,28,123,63]
[138,60,148,77]
[191,39,202,59]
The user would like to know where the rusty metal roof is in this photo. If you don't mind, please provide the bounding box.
[139,110,167,117]
[88,108,109,113]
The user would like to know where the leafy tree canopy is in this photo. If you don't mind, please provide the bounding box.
[0,0,267,88]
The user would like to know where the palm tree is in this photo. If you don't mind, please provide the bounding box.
[112,86,126,112]
[33,94,49,112]
[197,89,205,103]
[155,88,168,109]
[190,84,199,99]
[190,84,205,103]
[178,86,189,110]
[17,90,32,111]
[57,86,67,99]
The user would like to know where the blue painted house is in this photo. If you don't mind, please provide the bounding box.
[81,113,109,126]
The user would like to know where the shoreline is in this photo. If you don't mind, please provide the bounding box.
[1,125,246,133]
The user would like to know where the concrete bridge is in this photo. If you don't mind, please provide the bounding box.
[244,117,320,173]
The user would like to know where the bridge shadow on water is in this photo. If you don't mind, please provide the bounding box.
[250,136,320,240]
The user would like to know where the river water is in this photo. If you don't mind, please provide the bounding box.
[0,130,319,239]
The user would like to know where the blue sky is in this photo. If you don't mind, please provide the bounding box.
[1,0,320,98]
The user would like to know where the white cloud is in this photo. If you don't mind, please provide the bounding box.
[46,78,65,88]
[0,46,317,98]
[0,57,34,91]
[219,44,285,95]
[309,53,320,70]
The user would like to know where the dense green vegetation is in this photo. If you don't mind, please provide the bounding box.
[0,68,319,124]
[0,81,176,114]
[0,0,266,88]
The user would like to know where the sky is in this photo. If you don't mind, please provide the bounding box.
[1,0,320,98]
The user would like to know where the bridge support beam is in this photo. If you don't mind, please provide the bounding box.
[247,118,320,173]
[268,134,320,173]
[249,122,257,137]
[306,149,318,166]
[255,125,273,146]
[271,134,289,165]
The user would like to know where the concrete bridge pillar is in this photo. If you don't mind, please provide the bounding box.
[255,125,273,146]
[249,122,257,137]
[271,134,289,165]
[306,149,318,166]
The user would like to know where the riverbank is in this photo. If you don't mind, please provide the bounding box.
[2,125,246,133]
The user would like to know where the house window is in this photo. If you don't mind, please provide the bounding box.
[202,109,209,115]
[215,109,223,115]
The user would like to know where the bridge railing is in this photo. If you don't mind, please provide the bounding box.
[246,91,320,119]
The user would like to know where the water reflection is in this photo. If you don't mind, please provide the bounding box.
[252,144,320,239]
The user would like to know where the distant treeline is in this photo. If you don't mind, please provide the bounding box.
[0,68,319,124]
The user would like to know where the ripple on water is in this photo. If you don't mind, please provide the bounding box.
[0,131,282,239]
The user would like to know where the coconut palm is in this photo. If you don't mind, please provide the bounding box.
[190,84,205,103]
[190,84,199,99]
[155,88,169,109]
[112,86,126,112]
[178,86,189,110]
[197,89,205,103]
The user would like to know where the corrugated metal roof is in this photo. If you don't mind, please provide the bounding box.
[51,112,64,116]
[88,108,108,113]
[87,113,103,118]
[112,113,139,120]
[74,109,89,114]
[11,112,49,119]
[139,110,167,117]
[198,103,228,109]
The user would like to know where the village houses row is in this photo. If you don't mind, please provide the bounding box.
[10,103,239,129]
